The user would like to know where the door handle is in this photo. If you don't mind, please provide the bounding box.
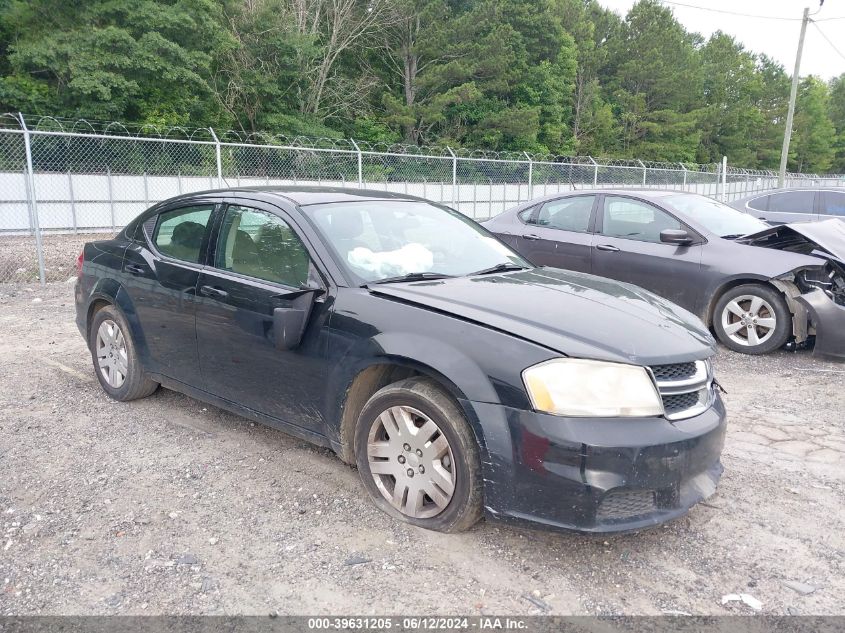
[125,264,146,275]
[199,285,228,299]
[522,234,541,241]
[596,244,620,252]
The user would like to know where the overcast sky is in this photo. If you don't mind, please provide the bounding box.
[595,0,845,80]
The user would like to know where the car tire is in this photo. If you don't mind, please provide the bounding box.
[354,377,483,533]
[89,304,159,401]
[713,284,791,355]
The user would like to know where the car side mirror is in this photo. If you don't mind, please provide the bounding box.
[273,286,320,350]
[660,229,693,245]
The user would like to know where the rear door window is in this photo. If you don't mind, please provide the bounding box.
[767,191,815,214]
[518,207,536,224]
[153,205,215,264]
[821,191,845,216]
[537,196,596,232]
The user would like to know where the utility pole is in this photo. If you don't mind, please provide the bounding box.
[778,7,810,188]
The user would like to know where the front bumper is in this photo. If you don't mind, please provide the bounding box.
[796,288,845,360]
[462,391,726,533]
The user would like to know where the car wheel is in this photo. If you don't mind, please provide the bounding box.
[713,284,791,354]
[89,305,158,401]
[354,377,483,532]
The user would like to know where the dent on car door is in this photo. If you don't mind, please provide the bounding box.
[519,195,597,272]
[194,201,331,432]
[121,202,217,385]
[591,195,704,313]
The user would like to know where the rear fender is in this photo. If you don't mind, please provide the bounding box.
[85,278,152,369]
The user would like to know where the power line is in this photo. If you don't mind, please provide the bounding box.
[656,1,802,21]
[811,21,845,62]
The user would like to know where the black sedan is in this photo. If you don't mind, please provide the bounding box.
[484,190,845,357]
[76,187,725,533]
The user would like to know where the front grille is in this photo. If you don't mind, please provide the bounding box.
[662,391,702,415]
[650,362,697,381]
[649,359,712,421]
[597,490,656,521]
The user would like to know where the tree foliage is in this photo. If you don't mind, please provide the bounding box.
[0,0,842,170]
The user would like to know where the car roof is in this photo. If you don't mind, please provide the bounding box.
[731,187,845,203]
[505,188,686,212]
[159,185,425,207]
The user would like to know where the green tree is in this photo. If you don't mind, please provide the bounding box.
[828,73,845,172]
[0,0,225,125]
[790,76,836,173]
[605,0,703,161]
[697,32,763,166]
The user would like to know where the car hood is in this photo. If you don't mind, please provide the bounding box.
[369,267,715,366]
[740,218,845,265]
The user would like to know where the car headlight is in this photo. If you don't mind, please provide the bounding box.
[522,358,664,417]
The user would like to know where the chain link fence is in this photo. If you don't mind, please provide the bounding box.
[2,113,842,283]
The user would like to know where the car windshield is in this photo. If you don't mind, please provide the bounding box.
[303,200,529,284]
[664,193,769,238]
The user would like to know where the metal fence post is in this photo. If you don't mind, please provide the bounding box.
[447,147,457,207]
[523,152,534,199]
[589,156,598,187]
[678,163,687,190]
[638,159,647,186]
[721,156,728,201]
[68,171,78,234]
[107,168,116,231]
[350,139,363,187]
[209,127,223,188]
[18,113,46,285]
[715,161,722,200]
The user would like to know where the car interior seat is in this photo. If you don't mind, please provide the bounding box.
[231,229,262,277]
[168,221,205,262]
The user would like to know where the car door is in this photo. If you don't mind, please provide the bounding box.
[194,201,331,432]
[494,205,540,254]
[121,202,218,386]
[754,191,818,224]
[518,195,597,272]
[592,195,705,313]
[819,190,845,221]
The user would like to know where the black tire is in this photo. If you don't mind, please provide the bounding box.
[713,284,791,355]
[89,304,159,401]
[354,377,483,532]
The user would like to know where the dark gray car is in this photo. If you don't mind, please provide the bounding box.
[483,189,845,357]
[730,187,845,224]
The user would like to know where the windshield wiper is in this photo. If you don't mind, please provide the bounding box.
[368,272,455,285]
[721,233,746,240]
[469,262,531,276]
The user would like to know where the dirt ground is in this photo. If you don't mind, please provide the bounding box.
[1,282,844,617]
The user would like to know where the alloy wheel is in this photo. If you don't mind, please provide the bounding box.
[366,405,456,519]
[95,319,128,388]
[720,294,777,347]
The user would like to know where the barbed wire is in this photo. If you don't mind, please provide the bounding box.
[2,112,843,179]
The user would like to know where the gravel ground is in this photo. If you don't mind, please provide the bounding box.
[0,234,108,283]
[1,283,844,616]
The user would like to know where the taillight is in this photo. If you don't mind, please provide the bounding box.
[76,251,84,278]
